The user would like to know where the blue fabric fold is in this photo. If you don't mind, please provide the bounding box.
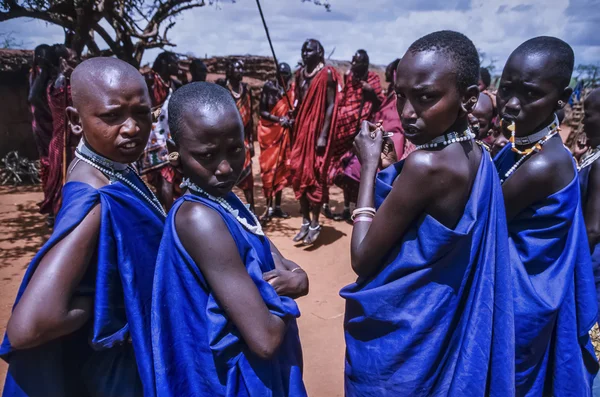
[340,152,515,396]
[151,192,307,397]
[1,177,165,397]
[579,164,600,323]
[495,143,599,396]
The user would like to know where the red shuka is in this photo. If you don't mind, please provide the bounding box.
[258,84,295,199]
[234,84,254,191]
[39,82,77,216]
[290,66,340,204]
[328,71,383,184]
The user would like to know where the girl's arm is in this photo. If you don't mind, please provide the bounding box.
[7,205,100,349]
[264,240,309,299]
[350,122,433,278]
[177,202,287,360]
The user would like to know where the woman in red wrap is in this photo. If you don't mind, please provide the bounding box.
[330,50,383,220]
[290,39,340,245]
[257,62,295,223]
[39,45,79,220]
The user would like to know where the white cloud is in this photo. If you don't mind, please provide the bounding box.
[1,0,599,73]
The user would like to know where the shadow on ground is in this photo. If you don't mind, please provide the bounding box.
[0,186,50,272]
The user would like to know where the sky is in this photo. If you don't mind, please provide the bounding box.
[1,0,599,75]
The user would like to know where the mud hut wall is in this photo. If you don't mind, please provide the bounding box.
[0,49,36,159]
[0,71,36,159]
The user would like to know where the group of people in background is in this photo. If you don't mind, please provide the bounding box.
[26,37,503,247]
[6,28,600,397]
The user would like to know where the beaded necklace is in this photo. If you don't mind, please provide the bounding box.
[180,178,264,236]
[578,146,600,171]
[507,114,560,155]
[501,131,558,184]
[227,81,242,100]
[74,141,167,217]
[303,62,324,79]
[415,128,475,151]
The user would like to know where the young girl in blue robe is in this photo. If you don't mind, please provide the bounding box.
[494,37,598,396]
[579,88,600,323]
[1,58,164,397]
[151,82,308,397]
[340,31,515,396]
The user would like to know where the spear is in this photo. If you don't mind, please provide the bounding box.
[255,0,294,212]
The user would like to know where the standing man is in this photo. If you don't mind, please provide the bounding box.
[190,59,208,82]
[290,39,340,245]
[219,60,256,213]
[28,44,55,223]
[138,51,180,210]
[40,44,79,222]
[330,49,383,221]
[257,62,295,223]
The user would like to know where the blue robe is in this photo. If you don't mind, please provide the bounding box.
[340,152,515,396]
[151,193,307,397]
[1,177,165,397]
[579,163,600,322]
[495,143,599,396]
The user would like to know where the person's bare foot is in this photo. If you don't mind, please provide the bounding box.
[303,224,322,246]
[293,221,310,242]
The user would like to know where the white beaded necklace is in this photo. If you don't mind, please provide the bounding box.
[578,146,600,171]
[180,178,264,236]
[513,114,559,146]
[303,62,324,79]
[500,131,558,184]
[228,81,242,100]
[74,145,166,218]
[415,128,475,151]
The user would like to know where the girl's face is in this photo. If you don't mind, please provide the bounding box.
[395,50,476,146]
[496,52,571,137]
[177,106,245,197]
[584,92,600,148]
[68,74,152,164]
[472,93,495,139]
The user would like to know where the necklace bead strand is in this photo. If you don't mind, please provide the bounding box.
[578,146,600,171]
[74,151,167,218]
[415,128,475,151]
[180,178,264,236]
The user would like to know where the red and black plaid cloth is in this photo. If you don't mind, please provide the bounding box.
[328,71,383,184]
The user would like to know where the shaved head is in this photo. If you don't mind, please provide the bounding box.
[66,57,152,163]
[168,82,241,143]
[71,57,148,110]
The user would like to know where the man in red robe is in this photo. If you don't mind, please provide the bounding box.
[218,60,256,213]
[257,62,295,223]
[39,45,79,222]
[290,38,340,245]
[330,50,383,221]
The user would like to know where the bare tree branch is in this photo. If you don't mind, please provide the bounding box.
[1,0,330,68]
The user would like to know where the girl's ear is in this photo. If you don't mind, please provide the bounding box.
[66,106,83,136]
[460,85,480,115]
[167,139,181,169]
[557,86,573,110]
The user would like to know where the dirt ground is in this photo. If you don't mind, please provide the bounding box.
[0,154,354,397]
